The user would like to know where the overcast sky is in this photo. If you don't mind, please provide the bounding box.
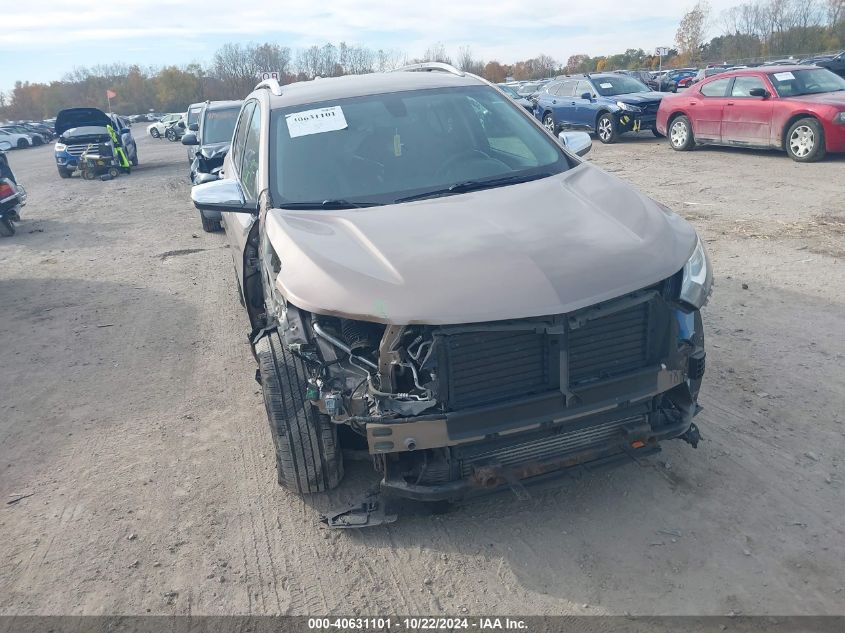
[0,0,738,91]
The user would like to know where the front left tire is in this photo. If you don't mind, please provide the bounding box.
[786,118,825,162]
[255,331,344,494]
[542,113,556,133]
[596,113,618,144]
[669,115,695,151]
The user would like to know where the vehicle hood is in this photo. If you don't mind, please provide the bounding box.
[783,91,845,107]
[198,142,230,159]
[264,164,698,325]
[59,126,111,143]
[614,92,665,105]
[55,108,112,136]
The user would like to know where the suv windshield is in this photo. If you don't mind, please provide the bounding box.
[269,85,571,206]
[591,76,649,96]
[767,68,845,96]
[202,107,240,144]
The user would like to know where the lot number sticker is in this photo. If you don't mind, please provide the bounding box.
[773,72,795,81]
[600,82,613,89]
[286,106,348,138]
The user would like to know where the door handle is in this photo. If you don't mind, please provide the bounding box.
[727,102,735,106]
[570,101,576,105]
[552,100,556,104]
[689,102,696,106]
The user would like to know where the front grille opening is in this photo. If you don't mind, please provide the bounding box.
[442,330,554,410]
[568,302,651,386]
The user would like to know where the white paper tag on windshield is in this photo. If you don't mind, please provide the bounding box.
[285,106,348,138]
[773,72,795,81]
[600,82,613,89]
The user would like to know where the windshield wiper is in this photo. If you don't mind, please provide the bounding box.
[395,172,553,204]
[278,199,379,210]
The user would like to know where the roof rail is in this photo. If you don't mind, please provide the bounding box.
[391,62,465,77]
[254,78,283,96]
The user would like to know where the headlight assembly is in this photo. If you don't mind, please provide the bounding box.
[54,143,67,151]
[616,101,642,113]
[835,112,845,124]
[679,236,713,310]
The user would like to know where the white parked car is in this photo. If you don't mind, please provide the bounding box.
[0,129,34,149]
[147,113,183,138]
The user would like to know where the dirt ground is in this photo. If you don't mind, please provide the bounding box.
[0,128,843,616]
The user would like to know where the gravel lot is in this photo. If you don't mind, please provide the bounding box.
[0,128,843,616]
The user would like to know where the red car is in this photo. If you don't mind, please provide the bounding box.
[676,75,697,90]
[656,65,845,162]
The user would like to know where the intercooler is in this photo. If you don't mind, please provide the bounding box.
[456,413,646,478]
[440,300,656,410]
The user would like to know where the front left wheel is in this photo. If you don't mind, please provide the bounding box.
[786,118,825,162]
[542,113,556,133]
[150,128,160,139]
[200,213,222,232]
[669,115,695,151]
[596,113,618,144]
[255,331,343,494]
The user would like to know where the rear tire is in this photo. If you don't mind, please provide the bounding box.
[669,115,695,151]
[785,117,825,162]
[0,216,15,237]
[200,214,222,232]
[255,332,343,494]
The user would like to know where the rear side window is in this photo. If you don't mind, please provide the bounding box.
[731,76,766,97]
[700,77,730,97]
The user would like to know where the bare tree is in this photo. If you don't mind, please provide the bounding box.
[423,43,451,64]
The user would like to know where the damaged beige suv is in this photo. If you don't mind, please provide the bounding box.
[192,63,711,527]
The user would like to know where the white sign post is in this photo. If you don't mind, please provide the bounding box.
[655,47,669,72]
[258,71,280,81]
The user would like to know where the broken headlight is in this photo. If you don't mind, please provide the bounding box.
[679,236,712,310]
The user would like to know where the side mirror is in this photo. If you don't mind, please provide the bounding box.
[181,132,199,146]
[191,178,257,214]
[194,173,219,185]
[189,123,199,131]
[558,130,592,157]
[580,92,592,100]
[749,88,770,98]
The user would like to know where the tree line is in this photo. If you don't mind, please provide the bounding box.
[2,0,843,121]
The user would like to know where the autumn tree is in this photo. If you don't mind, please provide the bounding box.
[676,1,712,64]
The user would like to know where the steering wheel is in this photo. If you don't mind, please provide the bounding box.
[435,149,498,179]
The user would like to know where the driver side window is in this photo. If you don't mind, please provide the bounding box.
[229,101,255,179]
[240,105,261,200]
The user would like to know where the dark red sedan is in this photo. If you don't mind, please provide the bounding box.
[656,66,845,161]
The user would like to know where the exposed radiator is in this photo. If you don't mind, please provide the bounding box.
[568,302,651,386]
[442,330,552,409]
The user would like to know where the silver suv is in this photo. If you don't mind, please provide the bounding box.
[193,63,711,527]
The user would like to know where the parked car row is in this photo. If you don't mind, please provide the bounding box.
[0,121,56,148]
[180,63,711,527]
